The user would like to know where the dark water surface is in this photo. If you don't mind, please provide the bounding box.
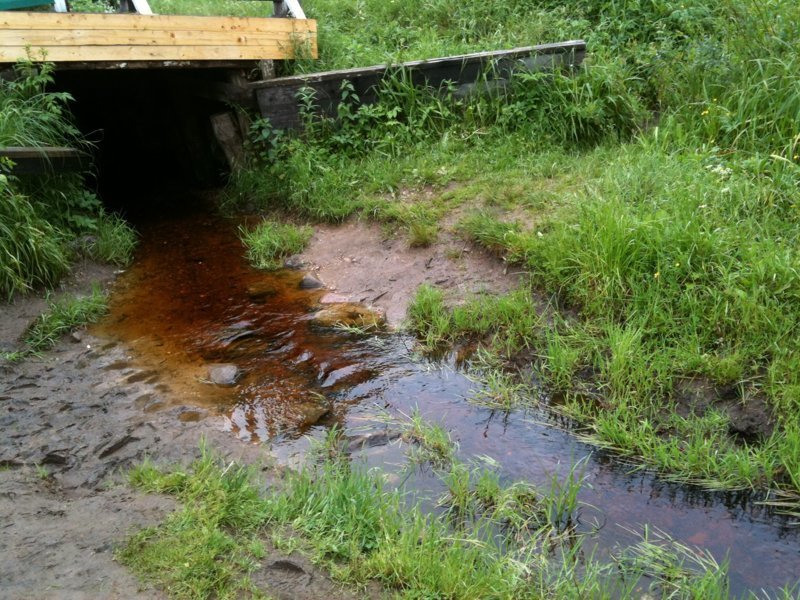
[93,209,800,596]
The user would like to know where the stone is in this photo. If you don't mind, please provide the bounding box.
[246,282,278,301]
[319,292,349,304]
[283,255,305,270]
[299,274,324,290]
[310,303,385,329]
[207,363,241,386]
[294,400,330,428]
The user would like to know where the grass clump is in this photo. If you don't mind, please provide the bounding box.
[121,453,268,599]
[86,213,138,267]
[400,409,457,467]
[22,287,107,353]
[238,220,312,270]
[0,175,70,300]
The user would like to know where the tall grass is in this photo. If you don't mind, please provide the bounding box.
[0,177,69,300]
[238,220,312,270]
[0,61,79,148]
[0,61,137,298]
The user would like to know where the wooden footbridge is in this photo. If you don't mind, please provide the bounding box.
[0,1,584,180]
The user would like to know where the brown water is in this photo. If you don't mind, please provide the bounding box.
[94,207,800,596]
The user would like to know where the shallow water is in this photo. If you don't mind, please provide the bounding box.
[94,208,800,596]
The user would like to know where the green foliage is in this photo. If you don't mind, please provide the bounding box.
[68,0,115,12]
[88,213,138,266]
[0,60,79,148]
[238,220,312,270]
[125,447,749,599]
[0,61,137,298]
[121,451,268,599]
[22,287,107,353]
[406,283,451,348]
[0,175,70,300]
[400,409,457,467]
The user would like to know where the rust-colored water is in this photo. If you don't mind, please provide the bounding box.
[94,207,800,595]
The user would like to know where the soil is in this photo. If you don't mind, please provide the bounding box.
[295,219,525,327]
[0,218,521,598]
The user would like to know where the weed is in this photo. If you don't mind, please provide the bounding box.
[0,176,69,299]
[400,409,457,467]
[406,284,451,349]
[238,220,312,270]
[22,287,107,353]
[87,213,138,266]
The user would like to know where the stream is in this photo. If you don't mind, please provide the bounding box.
[92,206,800,596]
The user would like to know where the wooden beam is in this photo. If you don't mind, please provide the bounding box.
[0,44,313,62]
[0,146,89,174]
[254,40,586,129]
[0,29,312,47]
[0,12,313,32]
[0,12,317,63]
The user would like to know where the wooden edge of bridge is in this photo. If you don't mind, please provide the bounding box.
[251,40,586,89]
[0,12,317,64]
[0,146,90,173]
[251,40,587,130]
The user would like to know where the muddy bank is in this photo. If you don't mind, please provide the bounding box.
[0,278,359,598]
[296,219,524,327]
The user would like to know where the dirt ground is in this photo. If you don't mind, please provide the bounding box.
[0,220,519,599]
[297,219,524,327]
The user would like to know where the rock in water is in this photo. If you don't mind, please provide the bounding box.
[299,274,324,289]
[207,364,241,386]
[310,303,385,329]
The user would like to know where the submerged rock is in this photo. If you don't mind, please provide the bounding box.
[294,399,330,428]
[207,363,241,386]
[319,292,349,304]
[246,281,278,301]
[299,274,324,290]
[310,303,385,329]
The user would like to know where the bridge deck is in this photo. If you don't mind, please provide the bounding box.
[0,12,316,64]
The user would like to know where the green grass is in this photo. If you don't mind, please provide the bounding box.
[1,60,138,299]
[122,446,799,599]
[399,409,457,467]
[238,220,312,270]
[21,287,107,353]
[0,177,70,300]
[86,213,138,267]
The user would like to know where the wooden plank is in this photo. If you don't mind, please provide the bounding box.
[0,13,317,63]
[0,12,315,33]
[52,59,262,70]
[0,43,314,62]
[253,41,584,89]
[0,29,314,47]
[0,146,89,173]
[254,41,585,129]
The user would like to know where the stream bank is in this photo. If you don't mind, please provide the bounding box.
[2,200,800,598]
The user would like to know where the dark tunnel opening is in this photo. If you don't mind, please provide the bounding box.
[53,68,243,214]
